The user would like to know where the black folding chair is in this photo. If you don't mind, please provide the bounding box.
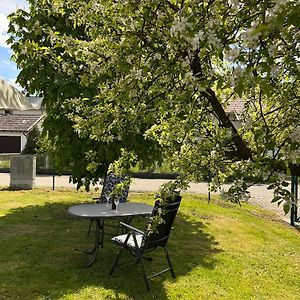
[109,195,182,290]
[87,172,130,238]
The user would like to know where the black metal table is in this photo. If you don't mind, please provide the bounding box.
[68,203,153,267]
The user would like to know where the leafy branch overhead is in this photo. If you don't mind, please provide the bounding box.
[8,0,300,208]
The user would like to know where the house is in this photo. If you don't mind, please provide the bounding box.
[0,78,43,153]
[225,98,244,130]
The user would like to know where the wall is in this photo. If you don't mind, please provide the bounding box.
[10,155,36,189]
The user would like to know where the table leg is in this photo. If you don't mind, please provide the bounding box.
[75,218,104,267]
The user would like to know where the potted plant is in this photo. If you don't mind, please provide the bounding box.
[155,180,182,204]
[147,178,187,234]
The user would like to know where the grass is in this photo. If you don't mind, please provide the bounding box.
[0,188,300,299]
[0,160,10,168]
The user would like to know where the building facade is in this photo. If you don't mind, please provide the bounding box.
[0,78,43,153]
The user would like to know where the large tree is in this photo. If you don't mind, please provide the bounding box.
[8,0,299,206]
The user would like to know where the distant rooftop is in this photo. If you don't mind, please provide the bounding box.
[0,114,42,132]
[225,99,244,114]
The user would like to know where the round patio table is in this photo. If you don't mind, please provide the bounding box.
[69,202,152,219]
[68,202,153,267]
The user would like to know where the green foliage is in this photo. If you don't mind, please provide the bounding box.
[155,177,188,202]
[7,0,300,208]
[221,179,250,206]
[0,161,10,168]
[22,126,41,155]
[149,177,189,232]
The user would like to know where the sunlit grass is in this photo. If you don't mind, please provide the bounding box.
[0,189,299,299]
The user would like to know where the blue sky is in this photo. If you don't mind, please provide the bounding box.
[0,0,28,89]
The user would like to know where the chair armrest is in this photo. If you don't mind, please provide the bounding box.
[119,222,145,235]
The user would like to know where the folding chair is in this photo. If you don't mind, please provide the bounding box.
[109,195,182,290]
[87,172,130,238]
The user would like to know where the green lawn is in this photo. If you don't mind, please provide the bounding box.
[0,188,299,299]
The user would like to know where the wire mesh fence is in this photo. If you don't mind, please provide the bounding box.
[0,171,75,190]
[0,169,293,224]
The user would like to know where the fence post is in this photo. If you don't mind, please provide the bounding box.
[52,168,55,191]
[207,171,212,203]
[290,176,298,226]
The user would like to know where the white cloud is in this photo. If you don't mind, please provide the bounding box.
[0,35,10,48]
[0,13,9,28]
[0,1,28,15]
[0,1,28,82]
[8,77,23,91]
[0,13,10,48]
[2,60,17,71]
[0,1,28,47]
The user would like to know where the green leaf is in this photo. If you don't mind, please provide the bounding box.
[234,81,244,97]
[271,195,281,203]
[283,203,290,215]
[287,11,300,27]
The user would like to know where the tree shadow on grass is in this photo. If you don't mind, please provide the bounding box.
[0,201,222,299]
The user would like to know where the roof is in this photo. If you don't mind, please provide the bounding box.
[0,78,34,110]
[0,114,42,132]
[225,99,244,114]
[27,96,43,109]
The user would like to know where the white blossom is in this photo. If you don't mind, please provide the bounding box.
[268,44,277,57]
[129,18,136,31]
[270,65,280,78]
[141,57,150,68]
[271,0,292,15]
[233,66,243,79]
[183,71,194,83]
[170,17,192,36]
[210,150,217,157]
[181,57,190,68]
[228,0,240,10]
[131,68,143,80]
[153,53,161,60]
[290,126,300,140]
[190,30,204,50]
[207,29,220,49]
[242,30,261,48]
[230,66,244,87]
[226,48,240,62]
[20,48,27,55]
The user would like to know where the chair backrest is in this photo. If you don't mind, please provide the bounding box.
[100,173,130,203]
[143,195,182,249]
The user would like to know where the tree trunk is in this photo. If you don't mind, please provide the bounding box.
[190,52,253,160]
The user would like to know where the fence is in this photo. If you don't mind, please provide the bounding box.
[0,167,296,225]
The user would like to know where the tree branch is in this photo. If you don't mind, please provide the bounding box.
[189,52,253,160]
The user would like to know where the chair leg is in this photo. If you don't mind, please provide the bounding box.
[109,246,125,275]
[136,250,150,291]
[164,247,176,278]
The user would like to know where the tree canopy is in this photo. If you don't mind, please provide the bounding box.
[22,125,41,155]
[8,0,300,206]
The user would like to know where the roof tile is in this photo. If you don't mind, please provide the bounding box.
[0,114,42,132]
